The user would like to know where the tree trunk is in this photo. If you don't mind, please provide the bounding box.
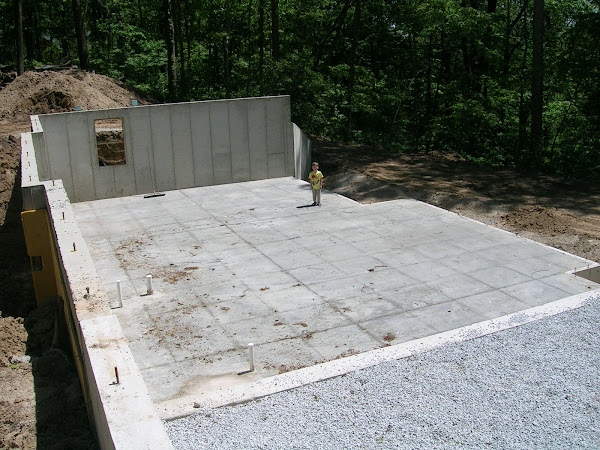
[137,0,144,25]
[530,0,544,162]
[174,0,186,99]
[312,0,352,68]
[24,0,37,61]
[461,0,484,93]
[518,1,530,155]
[246,0,253,96]
[258,0,265,94]
[164,0,177,102]
[271,0,279,60]
[72,0,89,70]
[225,0,231,96]
[502,1,527,76]
[425,33,433,141]
[16,0,24,74]
[345,0,361,141]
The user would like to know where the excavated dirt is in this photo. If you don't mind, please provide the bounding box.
[1,70,599,448]
[0,69,145,449]
[0,69,148,135]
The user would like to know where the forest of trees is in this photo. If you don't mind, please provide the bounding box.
[1,0,599,178]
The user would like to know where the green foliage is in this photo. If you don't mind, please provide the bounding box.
[3,0,600,178]
[0,0,14,63]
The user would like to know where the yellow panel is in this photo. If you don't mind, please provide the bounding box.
[21,209,60,306]
[21,209,92,417]
[21,208,69,311]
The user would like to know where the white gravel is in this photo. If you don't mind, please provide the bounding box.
[165,296,600,449]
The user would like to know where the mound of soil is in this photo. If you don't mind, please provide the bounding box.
[97,130,127,166]
[0,69,148,134]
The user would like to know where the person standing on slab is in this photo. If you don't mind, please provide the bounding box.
[308,161,324,206]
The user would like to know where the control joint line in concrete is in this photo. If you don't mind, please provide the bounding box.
[159,290,598,420]
[71,178,599,423]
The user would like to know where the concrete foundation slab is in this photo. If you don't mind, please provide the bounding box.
[71,177,599,420]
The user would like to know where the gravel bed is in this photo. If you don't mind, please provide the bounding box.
[165,296,600,449]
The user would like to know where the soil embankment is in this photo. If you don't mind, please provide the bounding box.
[0,70,145,448]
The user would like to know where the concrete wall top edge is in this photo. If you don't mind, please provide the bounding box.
[41,179,173,449]
[30,115,43,132]
[21,132,40,188]
[35,95,300,202]
[44,180,113,317]
[35,95,291,118]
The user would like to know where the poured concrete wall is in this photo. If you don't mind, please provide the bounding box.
[20,96,313,448]
[293,123,312,182]
[33,96,295,202]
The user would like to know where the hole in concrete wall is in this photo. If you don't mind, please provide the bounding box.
[31,256,43,272]
[95,118,126,166]
[574,266,600,284]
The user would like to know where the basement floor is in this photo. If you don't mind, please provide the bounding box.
[72,177,598,418]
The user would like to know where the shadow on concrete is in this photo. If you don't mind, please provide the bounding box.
[25,301,99,449]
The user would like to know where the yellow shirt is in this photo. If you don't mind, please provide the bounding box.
[308,170,323,189]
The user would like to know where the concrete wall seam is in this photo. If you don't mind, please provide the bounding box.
[32,96,296,202]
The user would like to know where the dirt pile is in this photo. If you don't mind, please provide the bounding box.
[0,69,148,133]
[1,70,17,89]
[0,135,20,228]
[501,206,575,236]
[0,316,28,367]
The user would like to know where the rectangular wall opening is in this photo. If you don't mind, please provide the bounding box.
[31,255,43,272]
[95,118,126,166]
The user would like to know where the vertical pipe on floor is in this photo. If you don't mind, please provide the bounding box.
[146,275,153,295]
[248,343,255,372]
[116,280,123,308]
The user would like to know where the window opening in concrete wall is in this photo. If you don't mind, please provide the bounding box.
[95,118,126,166]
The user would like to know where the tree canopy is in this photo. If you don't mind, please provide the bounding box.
[2,0,599,178]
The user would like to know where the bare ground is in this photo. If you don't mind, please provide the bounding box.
[312,136,600,264]
[1,71,599,448]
